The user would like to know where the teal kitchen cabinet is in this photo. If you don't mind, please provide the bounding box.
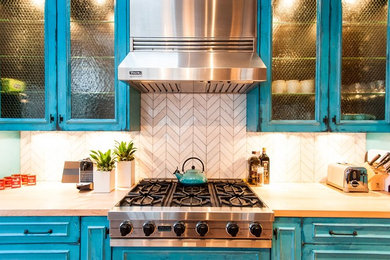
[328,0,390,132]
[302,244,390,259]
[302,218,390,260]
[112,248,271,260]
[57,0,139,131]
[250,0,330,132]
[248,0,390,132]
[81,216,111,260]
[0,216,80,259]
[0,0,140,131]
[272,218,301,260]
[302,217,390,245]
[0,0,57,131]
[0,243,80,260]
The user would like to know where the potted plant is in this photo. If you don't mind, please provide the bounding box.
[113,140,136,188]
[90,149,116,192]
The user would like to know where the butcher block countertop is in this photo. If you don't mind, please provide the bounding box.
[0,182,128,216]
[1,182,390,218]
[252,183,390,218]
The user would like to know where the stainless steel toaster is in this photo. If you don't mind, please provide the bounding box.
[327,163,368,192]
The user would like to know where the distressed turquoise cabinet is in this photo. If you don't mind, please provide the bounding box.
[113,248,271,260]
[302,217,390,245]
[0,243,80,259]
[81,217,110,260]
[0,0,57,131]
[0,216,80,259]
[272,218,301,260]
[328,0,390,132]
[302,218,390,260]
[0,216,80,244]
[57,0,136,131]
[249,0,390,132]
[302,244,390,259]
[253,0,330,132]
[0,0,140,131]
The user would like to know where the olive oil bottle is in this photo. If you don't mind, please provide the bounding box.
[260,148,270,184]
[248,151,260,185]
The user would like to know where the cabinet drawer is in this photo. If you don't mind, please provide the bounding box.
[303,218,390,244]
[303,244,390,260]
[0,243,79,260]
[0,216,80,244]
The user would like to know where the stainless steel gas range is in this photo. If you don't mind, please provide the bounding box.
[108,179,274,248]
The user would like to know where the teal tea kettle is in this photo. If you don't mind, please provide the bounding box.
[173,157,207,185]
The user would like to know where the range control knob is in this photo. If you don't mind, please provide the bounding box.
[119,221,133,236]
[226,222,240,237]
[173,221,186,237]
[143,221,155,237]
[196,221,209,237]
[250,222,263,237]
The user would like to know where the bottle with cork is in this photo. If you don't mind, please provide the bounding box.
[260,147,270,184]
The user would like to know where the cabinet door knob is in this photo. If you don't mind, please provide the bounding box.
[323,116,329,125]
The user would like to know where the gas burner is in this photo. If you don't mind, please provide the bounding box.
[214,180,264,208]
[172,184,212,207]
[119,180,173,207]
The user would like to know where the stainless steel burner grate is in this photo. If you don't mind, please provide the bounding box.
[118,179,264,208]
[171,184,212,207]
[119,180,173,206]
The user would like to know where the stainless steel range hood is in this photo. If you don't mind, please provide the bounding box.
[118,0,267,93]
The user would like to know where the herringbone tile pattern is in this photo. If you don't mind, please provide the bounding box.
[20,94,366,183]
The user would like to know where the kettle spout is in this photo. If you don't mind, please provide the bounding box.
[173,167,183,180]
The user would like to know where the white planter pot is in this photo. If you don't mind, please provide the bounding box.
[116,161,135,188]
[93,169,115,193]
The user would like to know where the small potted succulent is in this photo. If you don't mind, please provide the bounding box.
[113,140,136,188]
[90,149,116,192]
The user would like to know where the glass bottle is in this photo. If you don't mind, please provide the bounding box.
[260,148,270,184]
[248,151,260,185]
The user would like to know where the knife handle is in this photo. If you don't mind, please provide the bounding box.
[368,154,381,165]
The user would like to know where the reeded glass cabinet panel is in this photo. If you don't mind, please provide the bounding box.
[69,0,115,119]
[0,1,46,119]
[271,0,317,121]
[259,0,328,132]
[340,0,387,121]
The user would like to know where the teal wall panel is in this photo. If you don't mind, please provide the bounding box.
[0,131,20,178]
[367,133,390,150]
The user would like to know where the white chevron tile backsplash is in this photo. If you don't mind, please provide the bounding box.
[20,94,366,183]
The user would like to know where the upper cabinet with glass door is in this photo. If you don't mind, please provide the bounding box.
[57,0,130,131]
[329,0,390,131]
[258,0,329,131]
[0,0,56,130]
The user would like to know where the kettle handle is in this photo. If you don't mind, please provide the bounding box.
[182,157,205,172]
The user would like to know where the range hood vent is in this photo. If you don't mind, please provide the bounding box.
[118,0,267,93]
[132,38,255,52]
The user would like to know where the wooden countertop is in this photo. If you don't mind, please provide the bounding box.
[0,182,128,216]
[1,182,390,218]
[252,183,390,218]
